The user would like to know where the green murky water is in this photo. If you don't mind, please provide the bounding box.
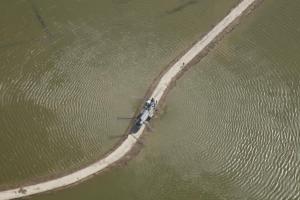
[0,0,239,187]
[31,0,300,199]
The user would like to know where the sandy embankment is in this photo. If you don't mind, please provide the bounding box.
[0,0,259,199]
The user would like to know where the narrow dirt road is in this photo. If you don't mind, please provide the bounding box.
[0,0,259,199]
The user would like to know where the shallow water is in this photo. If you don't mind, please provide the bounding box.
[0,0,239,187]
[31,0,300,199]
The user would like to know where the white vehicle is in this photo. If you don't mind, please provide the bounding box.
[133,98,157,132]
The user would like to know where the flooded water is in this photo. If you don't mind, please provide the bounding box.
[30,0,300,199]
[0,0,239,187]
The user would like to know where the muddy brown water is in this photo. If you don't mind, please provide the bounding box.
[29,0,300,199]
[0,0,239,188]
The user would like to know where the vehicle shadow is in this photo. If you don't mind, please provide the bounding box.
[130,124,140,134]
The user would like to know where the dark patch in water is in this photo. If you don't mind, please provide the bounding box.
[28,0,52,38]
[166,0,198,15]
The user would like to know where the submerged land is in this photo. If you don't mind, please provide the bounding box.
[0,1,259,199]
[1,0,300,200]
[0,0,240,187]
